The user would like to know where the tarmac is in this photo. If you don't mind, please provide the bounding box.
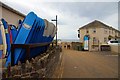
[56,48,118,78]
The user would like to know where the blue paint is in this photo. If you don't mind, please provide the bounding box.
[5,12,56,66]
[1,19,11,57]
[15,12,37,64]
[84,36,89,41]
[0,28,3,58]
[31,18,44,56]
[5,12,37,66]
[30,17,40,43]
[84,36,89,50]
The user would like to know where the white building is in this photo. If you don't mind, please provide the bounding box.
[0,2,25,27]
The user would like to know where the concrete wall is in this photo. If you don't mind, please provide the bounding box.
[89,28,104,51]
[0,5,25,27]
[80,27,107,51]
[110,45,120,54]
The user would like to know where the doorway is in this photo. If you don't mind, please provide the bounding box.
[84,35,89,51]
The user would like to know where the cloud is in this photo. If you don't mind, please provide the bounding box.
[103,13,118,29]
[1,0,118,39]
[4,0,118,2]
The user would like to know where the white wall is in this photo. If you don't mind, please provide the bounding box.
[0,6,24,27]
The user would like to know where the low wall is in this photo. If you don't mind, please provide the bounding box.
[71,42,83,49]
[2,46,62,79]
[110,45,120,54]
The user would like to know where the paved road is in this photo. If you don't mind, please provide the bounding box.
[59,49,118,78]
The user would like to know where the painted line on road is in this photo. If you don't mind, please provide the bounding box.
[58,52,64,78]
[60,57,63,78]
[105,55,118,56]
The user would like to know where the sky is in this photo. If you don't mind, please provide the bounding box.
[1,0,119,39]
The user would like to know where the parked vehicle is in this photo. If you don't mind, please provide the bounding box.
[107,40,120,45]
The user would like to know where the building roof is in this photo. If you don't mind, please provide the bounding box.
[0,1,26,17]
[79,20,120,32]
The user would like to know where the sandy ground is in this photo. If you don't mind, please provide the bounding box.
[58,48,118,78]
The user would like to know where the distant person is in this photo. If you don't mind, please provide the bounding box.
[67,45,70,49]
[64,45,66,48]
[69,45,71,49]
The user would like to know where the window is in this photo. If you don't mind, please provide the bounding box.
[78,34,80,38]
[115,31,117,36]
[93,37,96,44]
[110,41,118,43]
[112,29,114,34]
[86,28,89,33]
[86,30,89,33]
[108,38,111,40]
[78,30,80,33]
[104,37,107,43]
[109,29,112,34]
[92,45,95,49]
[93,28,96,33]
[109,30,111,34]
[93,37,96,41]
[104,28,107,34]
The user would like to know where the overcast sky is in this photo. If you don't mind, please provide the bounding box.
[1,0,119,39]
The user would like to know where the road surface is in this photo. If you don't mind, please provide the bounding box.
[58,49,118,78]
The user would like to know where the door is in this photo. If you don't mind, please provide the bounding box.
[84,36,89,50]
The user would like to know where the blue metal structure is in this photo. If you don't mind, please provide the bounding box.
[9,25,18,43]
[5,12,56,66]
[0,26,3,58]
[1,19,11,57]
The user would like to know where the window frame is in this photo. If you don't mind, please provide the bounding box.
[92,28,96,33]
[104,37,107,43]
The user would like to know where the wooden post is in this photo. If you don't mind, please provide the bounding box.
[26,46,30,61]
[11,44,15,66]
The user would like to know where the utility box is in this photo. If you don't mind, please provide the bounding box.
[71,42,83,51]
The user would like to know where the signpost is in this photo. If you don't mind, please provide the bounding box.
[51,15,57,46]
